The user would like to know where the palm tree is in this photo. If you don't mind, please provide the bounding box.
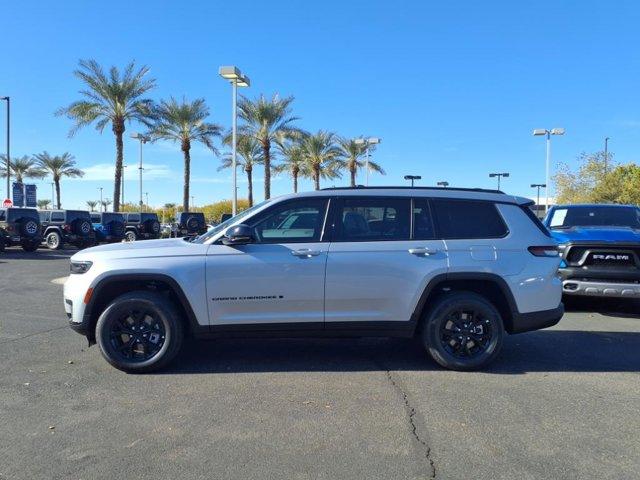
[33,152,84,209]
[338,137,385,187]
[0,155,46,183]
[150,97,222,211]
[56,59,156,211]
[101,199,112,212]
[237,94,300,200]
[219,134,263,206]
[37,199,51,209]
[86,200,98,211]
[301,131,345,190]
[275,137,308,193]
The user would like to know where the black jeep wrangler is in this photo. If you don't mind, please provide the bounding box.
[123,212,161,242]
[39,209,96,250]
[172,211,207,238]
[0,207,42,252]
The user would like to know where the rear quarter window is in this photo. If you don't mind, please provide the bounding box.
[51,212,65,222]
[127,214,140,222]
[432,199,508,239]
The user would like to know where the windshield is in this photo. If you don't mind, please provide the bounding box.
[191,200,270,243]
[549,206,640,229]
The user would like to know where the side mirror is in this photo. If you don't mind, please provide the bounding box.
[222,224,254,245]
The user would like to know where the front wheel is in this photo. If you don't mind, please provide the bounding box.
[95,291,184,373]
[422,292,504,371]
[45,231,63,250]
[124,230,137,242]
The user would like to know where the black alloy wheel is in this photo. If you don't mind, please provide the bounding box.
[422,291,504,371]
[96,291,184,373]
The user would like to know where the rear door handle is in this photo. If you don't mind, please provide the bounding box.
[408,247,438,256]
[291,249,322,257]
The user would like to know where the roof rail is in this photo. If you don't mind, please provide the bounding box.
[321,185,505,194]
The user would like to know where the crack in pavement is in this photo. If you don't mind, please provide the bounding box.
[0,325,67,345]
[382,367,437,479]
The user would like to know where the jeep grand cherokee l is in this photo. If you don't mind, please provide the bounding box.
[64,187,563,373]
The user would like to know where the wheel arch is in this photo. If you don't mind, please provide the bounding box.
[411,273,519,334]
[83,273,204,343]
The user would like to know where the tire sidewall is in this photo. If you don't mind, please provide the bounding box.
[423,292,504,371]
[125,230,137,242]
[46,231,62,250]
[95,293,183,373]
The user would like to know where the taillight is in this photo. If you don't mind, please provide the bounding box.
[528,246,559,257]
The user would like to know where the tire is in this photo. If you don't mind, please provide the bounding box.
[421,291,504,371]
[45,231,63,250]
[73,219,92,236]
[21,240,39,252]
[125,230,137,242]
[95,291,184,373]
[186,216,199,232]
[20,219,39,238]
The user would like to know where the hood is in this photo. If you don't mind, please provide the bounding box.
[71,237,207,262]
[550,226,640,244]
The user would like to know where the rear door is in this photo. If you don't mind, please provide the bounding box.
[324,196,448,324]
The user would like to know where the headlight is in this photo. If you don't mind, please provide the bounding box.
[70,260,93,274]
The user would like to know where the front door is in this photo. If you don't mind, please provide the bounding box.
[206,198,330,327]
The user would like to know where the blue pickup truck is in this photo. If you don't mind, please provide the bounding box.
[544,204,640,298]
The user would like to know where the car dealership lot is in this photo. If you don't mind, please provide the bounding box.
[1,249,639,480]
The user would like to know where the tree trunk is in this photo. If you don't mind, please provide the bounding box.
[182,139,191,212]
[263,139,271,200]
[55,177,61,209]
[314,166,320,191]
[113,121,124,212]
[246,166,253,207]
[350,165,356,187]
[292,166,299,193]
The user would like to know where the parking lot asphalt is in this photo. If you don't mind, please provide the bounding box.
[0,247,639,480]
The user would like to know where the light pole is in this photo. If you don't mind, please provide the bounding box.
[533,128,565,213]
[98,187,103,211]
[191,195,195,210]
[354,137,381,186]
[219,66,250,216]
[404,175,421,187]
[131,133,150,212]
[437,181,449,188]
[145,192,149,211]
[604,136,610,174]
[489,172,509,190]
[530,183,546,215]
[1,96,9,200]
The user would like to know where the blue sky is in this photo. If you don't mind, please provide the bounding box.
[1,0,639,209]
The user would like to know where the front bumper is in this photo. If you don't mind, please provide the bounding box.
[510,304,564,334]
[562,279,640,297]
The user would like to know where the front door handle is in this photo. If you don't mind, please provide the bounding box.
[408,247,438,256]
[291,248,322,257]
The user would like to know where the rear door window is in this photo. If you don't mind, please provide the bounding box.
[431,199,508,239]
[335,197,410,242]
[412,199,435,240]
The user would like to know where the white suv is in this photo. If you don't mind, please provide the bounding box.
[64,187,563,372]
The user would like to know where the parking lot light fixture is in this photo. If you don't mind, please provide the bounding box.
[489,172,509,190]
[403,175,421,187]
[354,137,382,186]
[533,128,564,213]
[530,183,546,214]
[131,133,150,212]
[219,66,250,216]
[1,96,9,199]
[437,181,449,188]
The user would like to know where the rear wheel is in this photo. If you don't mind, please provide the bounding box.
[21,239,39,252]
[95,291,184,373]
[421,292,504,371]
[45,231,63,250]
